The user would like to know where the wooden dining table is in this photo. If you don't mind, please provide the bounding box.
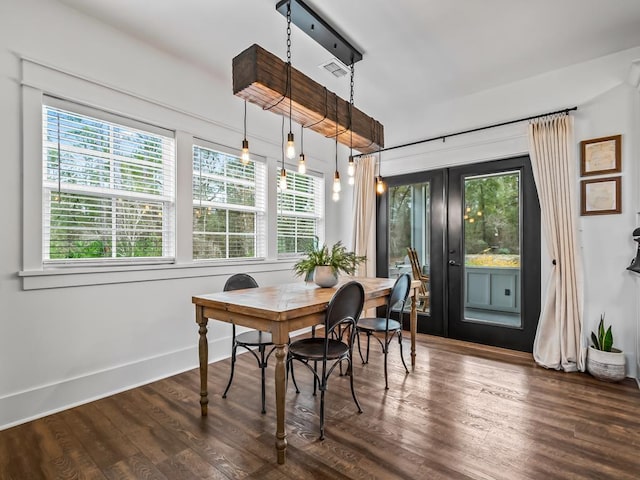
[191,276,419,465]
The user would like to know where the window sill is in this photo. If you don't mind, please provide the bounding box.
[19,259,297,290]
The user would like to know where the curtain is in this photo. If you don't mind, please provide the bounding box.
[352,155,376,277]
[528,114,585,372]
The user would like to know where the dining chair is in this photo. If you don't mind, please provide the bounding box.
[221,273,274,414]
[287,281,365,440]
[356,273,411,389]
[407,246,430,311]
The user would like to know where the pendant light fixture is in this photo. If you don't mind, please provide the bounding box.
[332,93,341,202]
[240,100,250,164]
[285,1,296,160]
[376,148,385,195]
[347,62,356,185]
[279,116,288,190]
[298,124,306,174]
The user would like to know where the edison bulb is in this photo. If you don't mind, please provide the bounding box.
[348,175,355,186]
[240,139,250,165]
[332,191,339,202]
[286,132,295,159]
[347,158,355,177]
[279,170,288,190]
[376,177,385,194]
[298,154,306,174]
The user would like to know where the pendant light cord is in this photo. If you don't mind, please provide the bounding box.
[349,63,354,157]
[287,1,293,134]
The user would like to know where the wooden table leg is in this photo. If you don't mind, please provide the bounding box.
[197,306,209,416]
[274,343,288,464]
[410,293,417,368]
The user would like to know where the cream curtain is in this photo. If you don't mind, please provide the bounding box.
[352,155,376,277]
[528,114,585,372]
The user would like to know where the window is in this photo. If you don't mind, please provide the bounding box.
[192,144,266,260]
[42,99,175,264]
[277,168,324,255]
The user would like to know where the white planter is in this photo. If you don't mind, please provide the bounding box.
[314,266,338,288]
[586,346,626,382]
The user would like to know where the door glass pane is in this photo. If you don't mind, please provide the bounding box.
[388,183,430,313]
[463,171,521,327]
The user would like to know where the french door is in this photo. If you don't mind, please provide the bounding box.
[377,156,541,352]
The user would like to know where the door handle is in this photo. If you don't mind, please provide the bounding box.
[448,260,461,266]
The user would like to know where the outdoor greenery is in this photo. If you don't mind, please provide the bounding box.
[293,241,366,279]
[464,172,520,256]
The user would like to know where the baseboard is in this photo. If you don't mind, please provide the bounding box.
[0,336,230,430]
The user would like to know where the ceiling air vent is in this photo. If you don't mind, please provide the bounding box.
[319,58,349,78]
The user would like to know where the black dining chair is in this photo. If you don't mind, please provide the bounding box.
[221,273,274,414]
[287,281,365,440]
[356,273,411,389]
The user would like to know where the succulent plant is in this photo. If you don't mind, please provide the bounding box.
[590,314,613,352]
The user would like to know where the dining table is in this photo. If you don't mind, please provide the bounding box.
[191,276,419,465]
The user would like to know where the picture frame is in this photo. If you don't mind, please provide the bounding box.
[580,134,621,176]
[580,176,621,216]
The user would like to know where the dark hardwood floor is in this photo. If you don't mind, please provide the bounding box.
[1,334,640,479]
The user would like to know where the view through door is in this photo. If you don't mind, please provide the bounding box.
[377,156,540,352]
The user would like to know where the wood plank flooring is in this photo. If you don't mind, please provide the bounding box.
[1,334,640,479]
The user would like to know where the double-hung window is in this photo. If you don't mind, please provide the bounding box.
[192,143,266,260]
[42,98,176,264]
[277,169,324,255]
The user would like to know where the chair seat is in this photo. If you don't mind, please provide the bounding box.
[357,317,402,333]
[289,337,349,361]
[235,330,273,346]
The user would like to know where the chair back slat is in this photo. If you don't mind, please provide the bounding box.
[325,281,365,334]
[224,273,259,292]
[387,273,411,318]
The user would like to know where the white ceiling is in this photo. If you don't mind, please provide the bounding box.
[57,0,640,146]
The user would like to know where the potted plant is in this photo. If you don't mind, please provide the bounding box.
[293,241,366,288]
[586,314,626,382]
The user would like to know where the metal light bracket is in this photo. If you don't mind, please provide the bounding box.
[276,0,363,66]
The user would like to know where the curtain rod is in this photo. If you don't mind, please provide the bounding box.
[353,106,578,158]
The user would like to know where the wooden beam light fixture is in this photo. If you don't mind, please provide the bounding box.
[233,44,383,153]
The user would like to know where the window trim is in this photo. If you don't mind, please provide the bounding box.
[41,97,177,266]
[191,139,267,262]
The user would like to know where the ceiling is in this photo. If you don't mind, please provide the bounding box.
[57,0,640,146]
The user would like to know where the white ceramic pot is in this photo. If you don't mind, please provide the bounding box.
[314,265,338,288]
[586,346,626,382]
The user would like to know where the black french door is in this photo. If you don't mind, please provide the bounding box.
[377,156,541,352]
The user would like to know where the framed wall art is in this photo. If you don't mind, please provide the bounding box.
[580,176,621,216]
[580,134,621,176]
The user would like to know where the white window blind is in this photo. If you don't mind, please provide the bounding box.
[192,144,266,260]
[42,99,176,264]
[277,168,324,255]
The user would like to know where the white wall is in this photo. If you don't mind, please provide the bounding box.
[375,47,640,379]
[0,0,341,429]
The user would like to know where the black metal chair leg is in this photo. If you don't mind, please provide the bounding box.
[383,345,389,390]
[319,386,326,441]
[222,342,237,398]
[357,331,365,364]
[313,360,318,396]
[365,332,371,364]
[259,345,267,414]
[288,357,300,394]
[348,359,363,413]
[398,332,409,374]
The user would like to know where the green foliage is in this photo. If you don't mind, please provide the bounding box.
[293,241,366,278]
[590,314,614,352]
